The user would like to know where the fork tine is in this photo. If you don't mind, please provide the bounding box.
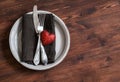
[39,14,41,25]
[41,14,46,26]
[39,14,46,26]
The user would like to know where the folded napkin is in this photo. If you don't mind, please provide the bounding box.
[21,14,38,64]
[43,14,56,63]
[21,14,56,64]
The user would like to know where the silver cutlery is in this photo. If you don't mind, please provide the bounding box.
[33,5,48,65]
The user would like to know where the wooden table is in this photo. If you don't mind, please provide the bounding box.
[0,0,120,82]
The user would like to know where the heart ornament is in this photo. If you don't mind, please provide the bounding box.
[41,30,55,45]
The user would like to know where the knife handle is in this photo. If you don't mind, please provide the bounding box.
[33,35,40,65]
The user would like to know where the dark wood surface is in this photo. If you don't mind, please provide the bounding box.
[0,0,120,82]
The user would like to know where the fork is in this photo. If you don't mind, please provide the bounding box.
[33,14,48,65]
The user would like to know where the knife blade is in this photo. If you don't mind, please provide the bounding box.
[33,5,40,33]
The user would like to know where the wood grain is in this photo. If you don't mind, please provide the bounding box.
[0,0,120,82]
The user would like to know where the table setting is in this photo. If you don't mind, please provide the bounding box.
[9,5,70,70]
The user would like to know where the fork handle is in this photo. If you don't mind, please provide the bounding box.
[33,35,40,65]
[41,42,48,65]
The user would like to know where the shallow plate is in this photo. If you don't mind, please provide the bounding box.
[9,10,70,70]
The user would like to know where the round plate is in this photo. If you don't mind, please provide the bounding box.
[9,10,70,70]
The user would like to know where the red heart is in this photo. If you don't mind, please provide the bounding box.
[41,30,55,46]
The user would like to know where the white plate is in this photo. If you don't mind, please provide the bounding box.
[9,10,70,70]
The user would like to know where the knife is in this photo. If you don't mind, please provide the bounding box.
[33,5,41,65]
